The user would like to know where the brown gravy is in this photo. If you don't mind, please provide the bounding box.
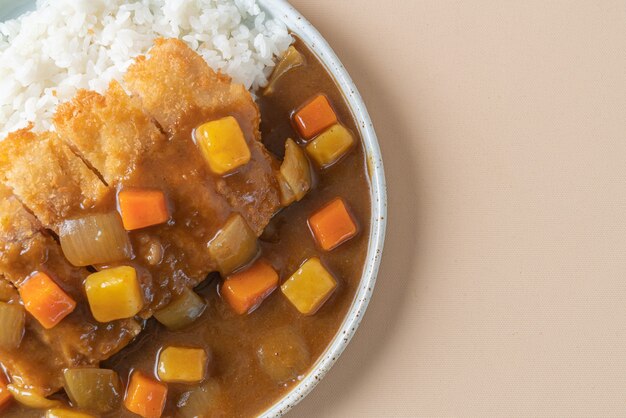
[4,37,371,418]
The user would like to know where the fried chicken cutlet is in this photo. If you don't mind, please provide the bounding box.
[125,39,282,235]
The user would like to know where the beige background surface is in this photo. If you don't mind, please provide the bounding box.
[287,1,626,416]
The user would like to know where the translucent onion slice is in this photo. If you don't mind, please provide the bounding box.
[176,380,229,418]
[263,46,305,95]
[7,385,62,409]
[280,139,312,202]
[154,288,206,330]
[208,214,259,276]
[277,172,296,207]
[257,327,311,384]
[0,302,24,349]
[63,368,121,413]
[59,212,133,267]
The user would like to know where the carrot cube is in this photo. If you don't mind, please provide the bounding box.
[0,374,11,412]
[118,188,169,231]
[305,124,354,168]
[292,94,338,140]
[308,198,358,251]
[195,116,251,175]
[222,259,279,315]
[281,257,337,315]
[124,371,167,418]
[18,272,76,329]
[157,346,207,383]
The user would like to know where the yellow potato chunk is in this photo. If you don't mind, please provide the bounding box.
[46,409,96,418]
[85,266,143,322]
[281,257,337,315]
[305,124,354,168]
[195,116,251,175]
[157,346,207,383]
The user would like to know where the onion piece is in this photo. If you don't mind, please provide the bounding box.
[209,214,259,276]
[7,385,61,409]
[280,139,312,202]
[59,212,133,267]
[176,380,229,418]
[0,302,24,349]
[277,172,296,207]
[257,327,311,384]
[154,287,206,330]
[263,46,305,95]
[63,368,121,413]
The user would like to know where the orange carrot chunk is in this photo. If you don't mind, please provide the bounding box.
[292,94,338,140]
[0,374,11,412]
[124,371,167,418]
[308,198,358,251]
[222,259,279,315]
[118,188,169,231]
[18,272,76,329]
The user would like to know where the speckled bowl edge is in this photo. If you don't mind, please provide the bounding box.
[257,1,388,416]
[0,0,388,416]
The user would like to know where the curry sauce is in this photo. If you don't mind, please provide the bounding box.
[1,37,371,417]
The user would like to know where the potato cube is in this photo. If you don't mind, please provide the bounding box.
[195,116,251,175]
[85,266,143,322]
[45,409,96,418]
[157,346,207,383]
[281,258,337,315]
[305,124,354,168]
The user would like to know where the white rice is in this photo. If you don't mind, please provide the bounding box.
[0,0,292,138]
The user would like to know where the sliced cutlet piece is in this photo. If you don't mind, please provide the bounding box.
[0,126,110,231]
[125,38,281,235]
[0,185,141,395]
[54,81,232,309]
[0,276,19,303]
[0,183,45,283]
[53,81,163,185]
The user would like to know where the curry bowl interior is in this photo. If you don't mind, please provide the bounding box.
[0,1,387,416]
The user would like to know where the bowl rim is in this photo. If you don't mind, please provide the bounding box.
[0,0,388,416]
[257,0,387,416]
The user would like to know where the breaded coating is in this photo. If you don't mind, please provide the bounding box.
[0,127,109,230]
[54,81,164,185]
[53,76,233,310]
[0,329,66,396]
[0,183,41,245]
[0,188,141,395]
[0,277,18,303]
[0,184,45,286]
[125,39,259,136]
[125,38,281,235]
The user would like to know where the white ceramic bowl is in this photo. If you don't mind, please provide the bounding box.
[257,1,386,416]
[0,1,387,416]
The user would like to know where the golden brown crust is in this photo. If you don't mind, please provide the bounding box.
[125,38,281,235]
[125,38,245,134]
[54,81,165,186]
[0,184,41,245]
[0,128,109,230]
